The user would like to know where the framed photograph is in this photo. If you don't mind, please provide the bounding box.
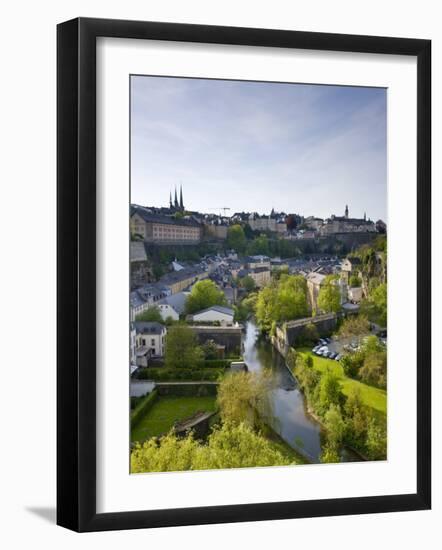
[57,17,431,532]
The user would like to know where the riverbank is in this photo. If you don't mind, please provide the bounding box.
[296,348,387,416]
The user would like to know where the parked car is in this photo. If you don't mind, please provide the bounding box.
[328,352,337,359]
[335,353,342,361]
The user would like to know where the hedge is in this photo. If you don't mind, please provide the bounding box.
[203,359,241,369]
[130,389,158,429]
[135,368,224,382]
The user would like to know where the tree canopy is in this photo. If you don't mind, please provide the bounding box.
[255,274,309,331]
[317,275,341,314]
[185,279,227,314]
[216,371,273,428]
[136,306,163,323]
[131,422,292,473]
[226,224,247,253]
[164,324,204,369]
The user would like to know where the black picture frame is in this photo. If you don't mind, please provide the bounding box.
[57,17,431,532]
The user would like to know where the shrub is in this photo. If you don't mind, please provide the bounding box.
[131,390,158,429]
[340,352,364,378]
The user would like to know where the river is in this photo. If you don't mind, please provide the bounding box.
[243,320,361,463]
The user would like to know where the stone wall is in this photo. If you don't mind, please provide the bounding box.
[191,326,243,356]
[273,313,338,355]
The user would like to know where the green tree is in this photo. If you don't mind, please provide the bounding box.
[239,275,256,292]
[366,417,387,460]
[201,339,219,360]
[321,443,340,463]
[371,283,387,327]
[185,279,227,314]
[234,293,257,322]
[317,275,341,314]
[344,387,371,447]
[164,324,204,369]
[349,274,362,287]
[136,306,163,323]
[255,286,278,332]
[226,224,247,253]
[340,352,364,378]
[247,234,269,256]
[315,369,343,416]
[359,350,387,388]
[216,371,273,428]
[338,315,370,342]
[324,404,346,448]
[131,422,292,473]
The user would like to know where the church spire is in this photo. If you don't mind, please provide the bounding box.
[179,184,184,210]
[345,204,349,219]
[364,211,366,221]
[169,191,172,208]
[174,186,178,208]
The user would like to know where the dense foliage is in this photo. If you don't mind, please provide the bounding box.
[135,306,163,323]
[216,371,273,428]
[255,274,308,331]
[164,324,204,369]
[131,422,292,473]
[185,279,227,314]
[317,275,341,314]
[226,224,247,253]
[288,349,386,461]
[340,335,387,388]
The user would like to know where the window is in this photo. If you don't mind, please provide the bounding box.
[151,338,155,346]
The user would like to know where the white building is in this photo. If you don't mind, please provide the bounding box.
[348,286,363,303]
[130,323,137,366]
[157,303,180,321]
[134,322,167,359]
[189,305,235,325]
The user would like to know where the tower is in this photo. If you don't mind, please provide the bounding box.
[345,204,349,219]
[174,186,179,208]
[169,191,173,209]
[179,184,184,211]
[364,211,366,221]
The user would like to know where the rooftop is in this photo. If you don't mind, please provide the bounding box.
[134,322,166,335]
[193,305,234,317]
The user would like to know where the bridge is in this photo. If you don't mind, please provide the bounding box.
[173,410,216,439]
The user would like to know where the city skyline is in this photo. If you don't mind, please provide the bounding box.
[131,76,387,221]
[133,186,372,222]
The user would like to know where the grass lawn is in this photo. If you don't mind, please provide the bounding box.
[131,395,217,444]
[297,348,387,416]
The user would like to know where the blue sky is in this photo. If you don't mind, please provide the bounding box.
[131,76,387,221]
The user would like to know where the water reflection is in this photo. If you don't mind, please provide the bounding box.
[243,321,323,462]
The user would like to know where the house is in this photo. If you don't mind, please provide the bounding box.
[245,255,271,270]
[130,323,137,367]
[157,303,180,321]
[157,291,189,319]
[134,322,167,359]
[223,286,237,305]
[130,206,202,244]
[130,283,169,321]
[250,267,271,287]
[348,286,363,303]
[188,305,235,325]
[341,256,362,284]
[306,271,327,311]
[159,266,208,294]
